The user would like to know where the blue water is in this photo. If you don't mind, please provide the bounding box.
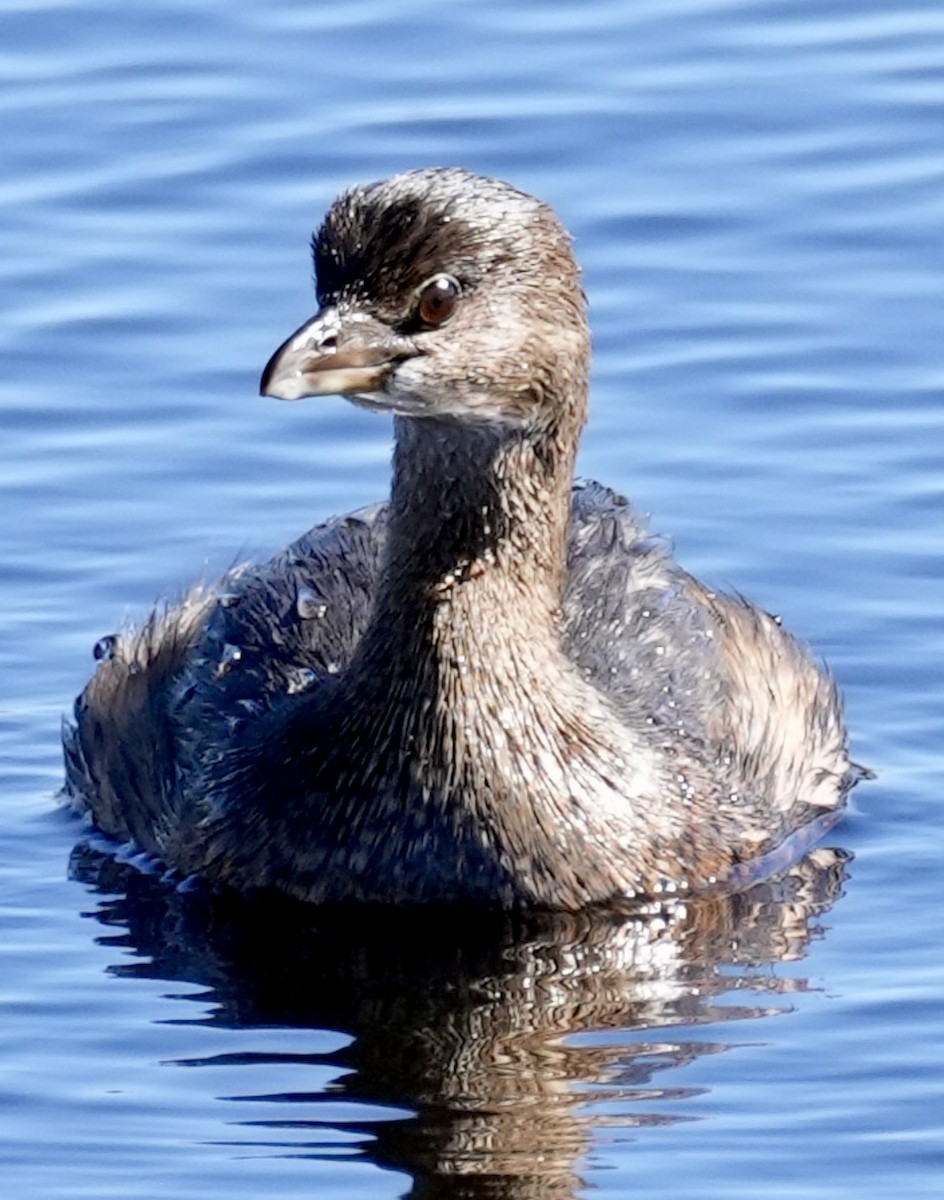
[2,0,943,1195]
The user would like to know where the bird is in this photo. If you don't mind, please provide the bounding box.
[63,167,857,909]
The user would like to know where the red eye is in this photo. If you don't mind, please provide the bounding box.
[417,275,461,327]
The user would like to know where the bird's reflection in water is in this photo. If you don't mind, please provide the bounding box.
[72,845,850,1199]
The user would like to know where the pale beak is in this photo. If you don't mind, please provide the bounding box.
[260,307,416,401]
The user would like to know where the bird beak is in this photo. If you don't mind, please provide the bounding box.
[260,307,413,401]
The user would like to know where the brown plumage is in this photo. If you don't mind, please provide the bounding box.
[63,168,859,908]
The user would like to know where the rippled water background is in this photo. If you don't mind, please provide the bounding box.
[2,0,943,1196]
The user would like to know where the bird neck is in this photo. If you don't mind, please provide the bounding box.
[369,412,579,653]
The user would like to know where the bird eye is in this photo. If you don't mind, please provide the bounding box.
[416,275,461,327]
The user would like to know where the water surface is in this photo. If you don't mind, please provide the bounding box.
[2,1,943,1196]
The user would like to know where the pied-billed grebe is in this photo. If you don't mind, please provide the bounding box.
[64,168,856,908]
